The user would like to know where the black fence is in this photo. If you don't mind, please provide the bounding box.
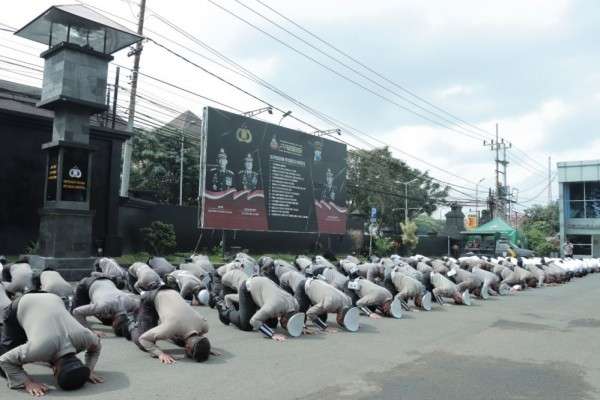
[118,199,356,255]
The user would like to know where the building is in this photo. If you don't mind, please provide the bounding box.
[557,160,600,257]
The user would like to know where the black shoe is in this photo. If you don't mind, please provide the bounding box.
[208,292,217,309]
[216,301,230,326]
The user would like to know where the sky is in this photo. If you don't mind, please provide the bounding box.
[2,0,599,217]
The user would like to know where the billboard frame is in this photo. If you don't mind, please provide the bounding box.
[198,106,347,234]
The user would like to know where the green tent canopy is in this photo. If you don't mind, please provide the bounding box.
[462,217,520,245]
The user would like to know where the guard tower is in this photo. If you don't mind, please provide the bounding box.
[15,5,142,277]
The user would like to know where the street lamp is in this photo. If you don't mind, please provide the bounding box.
[475,178,485,226]
[243,106,272,117]
[279,110,292,125]
[396,178,418,224]
[313,128,341,137]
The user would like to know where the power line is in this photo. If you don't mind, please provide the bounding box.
[206,0,489,142]
[143,11,480,187]
[148,36,478,188]
[252,0,549,173]
[231,0,495,142]
[113,62,245,113]
[217,0,549,178]
[76,1,483,190]
[0,21,16,30]
[251,0,496,140]
[515,173,556,195]
[519,174,557,204]
[6,4,480,201]
[1,5,548,180]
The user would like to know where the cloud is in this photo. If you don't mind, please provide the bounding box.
[5,0,600,211]
[436,84,479,100]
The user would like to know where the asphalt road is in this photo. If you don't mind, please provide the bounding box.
[2,274,600,400]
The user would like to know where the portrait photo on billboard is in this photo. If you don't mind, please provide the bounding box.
[311,139,348,234]
[201,109,268,231]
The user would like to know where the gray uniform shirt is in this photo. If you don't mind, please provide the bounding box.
[40,270,73,298]
[472,267,500,285]
[314,256,336,269]
[73,279,139,327]
[222,269,249,291]
[390,270,424,298]
[129,262,162,292]
[4,263,33,294]
[344,256,361,264]
[138,290,209,357]
[278,270,305,293]
[168,270,203,298]
[430,272,458,296]
[180,262,212,280]
[416,262,433,274]
[339,260,358,275]
[96,258,127,280]
[525,264,546,284]
[304,279,351,318]
[352,263,376,278]
[366,264,386,282]
[148,257,175,278]
[352,278,393,307]
[273,260,297,279]
[0,293,101,389]
[320,267,349,291]
[245,277,298,328]
[216,261,243,278]
[222,269,250,307]
[0,283,10,321]
[188,255,215,274]
[295,256,313,272]
[431,260,449,274]
[397,263,424,283]
[514,266,534,282]
[452,268,483,289]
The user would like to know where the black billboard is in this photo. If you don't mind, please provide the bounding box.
[199,107,347,234]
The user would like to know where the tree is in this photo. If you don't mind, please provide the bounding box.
[521,202,559,256]
[141,221,177,255]
[347,147,449,233]
[413,213,444,235]
[400,221,419,254]
[130,126,200,205]
[374,236,394,256]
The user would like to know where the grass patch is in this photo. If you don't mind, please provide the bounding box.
[114,251,353,266]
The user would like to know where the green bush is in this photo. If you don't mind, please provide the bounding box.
[374,236,394,256]
[24,240,39,255]
[140,221,177,256]
[523,220,558,256]
[400,221,419,254]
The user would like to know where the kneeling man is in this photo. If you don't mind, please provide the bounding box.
[0,292,102,396]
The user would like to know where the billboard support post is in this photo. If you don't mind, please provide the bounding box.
[221,229,226,259]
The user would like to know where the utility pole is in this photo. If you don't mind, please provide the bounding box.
[396,178,417,224]
[111,66,120,130]
[548,155,552,204]
[475,178,485,225]
[483,123,511,219]
[179,133,184,206]
[120,0,147,197]
[404,183,409,225]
